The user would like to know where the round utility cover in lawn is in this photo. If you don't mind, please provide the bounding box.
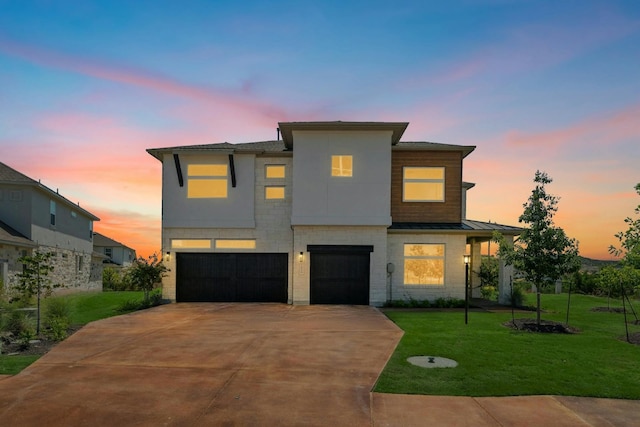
[407,356,458,368]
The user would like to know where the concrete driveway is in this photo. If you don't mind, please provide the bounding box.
[1,303,639,426]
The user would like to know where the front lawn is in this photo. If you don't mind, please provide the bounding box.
[375,293,640,398]
[0,291,145,375]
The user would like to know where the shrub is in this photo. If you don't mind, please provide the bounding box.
[102,267,122,291]
[116,290,164,313]
[480,285,497,300]
[433,297,465,308]
[43,298,71,341]
[5,309,35,338]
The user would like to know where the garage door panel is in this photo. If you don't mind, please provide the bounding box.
[310,252,370,305]
[176,253,287,303]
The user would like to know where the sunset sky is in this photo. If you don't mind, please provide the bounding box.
[1,1,638,260]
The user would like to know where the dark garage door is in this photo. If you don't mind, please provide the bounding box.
[309,246,372,305]
[176,253,288,303]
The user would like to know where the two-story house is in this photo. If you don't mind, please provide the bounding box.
[147,121,521,306]
[93,232,137,266]
[0,162,102,292]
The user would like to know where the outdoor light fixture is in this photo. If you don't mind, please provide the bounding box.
[464,254,470,265]
[298,252,304,262]
[165,251,170,262]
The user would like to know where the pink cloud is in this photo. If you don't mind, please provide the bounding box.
[505,104,640,149]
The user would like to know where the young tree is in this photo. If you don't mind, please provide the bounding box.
[15,250,62,335]
[128,253,168,302]
[609,183,640,269]
[494,171,580,326]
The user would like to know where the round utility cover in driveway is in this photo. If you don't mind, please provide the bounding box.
[407,356,458,368]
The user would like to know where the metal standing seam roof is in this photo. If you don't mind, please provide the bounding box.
[389,219,522,235]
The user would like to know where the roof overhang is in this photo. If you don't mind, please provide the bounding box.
[278,121,409,150]
[393,143,476,158]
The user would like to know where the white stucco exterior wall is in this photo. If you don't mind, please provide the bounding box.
[162,153,256,228]
[291,130,392,226]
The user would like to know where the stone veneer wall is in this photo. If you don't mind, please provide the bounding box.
[387,233,467,302]
[292,225,388,306]
[1,243,100,295]
[0,244,31,292]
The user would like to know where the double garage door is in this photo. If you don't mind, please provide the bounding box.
[176,253,288,303]
[176,247,371,304]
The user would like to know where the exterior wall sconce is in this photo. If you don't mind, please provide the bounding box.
[464,254,470,265]
[165,251,170,262]
[298,252,304,263]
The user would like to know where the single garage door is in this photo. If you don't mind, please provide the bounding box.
[309,245,372,305]
[176,253,288,303]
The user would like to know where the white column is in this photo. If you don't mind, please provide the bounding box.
[498,235,514,305]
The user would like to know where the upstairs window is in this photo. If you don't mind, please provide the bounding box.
[50,200,56,226]
[404,243,445,285]
[403,167,445,202]
[265,165,286,178]
[331,155,352,177]
[187,164,228,198]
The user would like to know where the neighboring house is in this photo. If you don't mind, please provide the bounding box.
[93,232,137,266]
[0,162,103,293]
[147,121,521,306]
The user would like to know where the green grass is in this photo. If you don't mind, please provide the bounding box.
[0,355,40,375]
[0,291,145,375]
[60,291,145,325]
[375,293,640,398]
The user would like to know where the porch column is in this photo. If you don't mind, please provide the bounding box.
[470,239,482,298]
[498,235,514,305]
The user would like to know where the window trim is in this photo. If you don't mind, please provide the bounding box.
[403,243,445,286]
[402,167,445,202]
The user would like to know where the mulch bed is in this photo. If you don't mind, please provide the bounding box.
[0,325,81,357]
[624,332,640,345]
[503,318,579,334]
[591,307,625,313]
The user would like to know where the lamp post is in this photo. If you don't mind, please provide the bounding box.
[464,254,470,324]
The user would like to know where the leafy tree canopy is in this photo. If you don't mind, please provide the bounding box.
[609,183,640,269]
[494,171,580,324]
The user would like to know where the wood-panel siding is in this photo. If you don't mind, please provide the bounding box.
[391,151,462,223]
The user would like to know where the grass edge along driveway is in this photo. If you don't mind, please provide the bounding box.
[375,294,640,399]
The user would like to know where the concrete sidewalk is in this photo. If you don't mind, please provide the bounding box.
[0,303,638,426]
